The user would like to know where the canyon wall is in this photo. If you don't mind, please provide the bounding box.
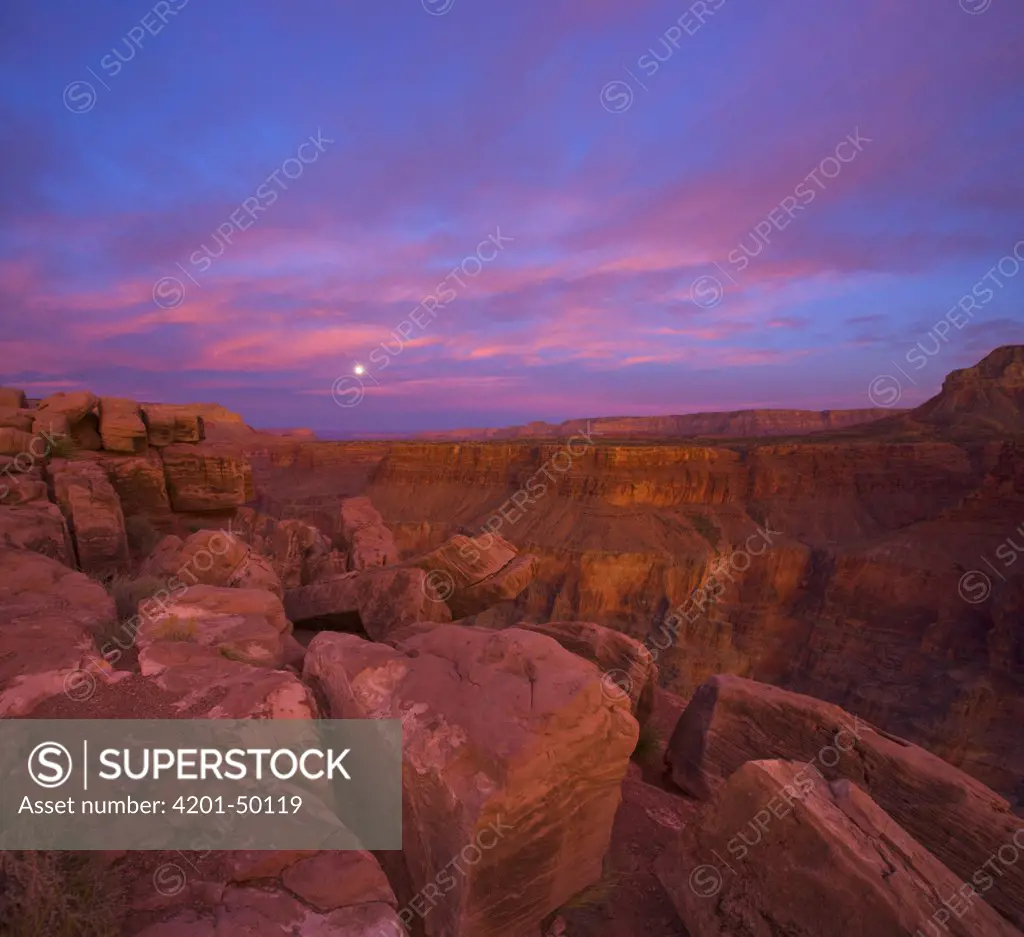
[249,434,1023,802]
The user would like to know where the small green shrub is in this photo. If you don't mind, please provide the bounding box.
[106,573,164,622]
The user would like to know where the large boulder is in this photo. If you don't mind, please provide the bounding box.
[98,396,148,454]
[0,409,34,432]
[284,566,452,641]
[140,403,205,446]
[138,641,317,718]
[337,496,399,569]
[405,532,538,618]
[51,460,129,575]
[0,386,26,409]
[160,443,254,512]
[37,391,102,450]
[0,503,75,565]
[127,884,402,937]
[136,585,291,668]
[303,625,638,937]
[665,674,1024,929]
[654,759,1021,937]
[517,620,658,724]
[101,452,173,519]
[0,427,34,457]
[141,528,282,596]
[233,508,341,589]
[0,547,115,715]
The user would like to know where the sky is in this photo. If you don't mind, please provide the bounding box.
[1,0,1023,435]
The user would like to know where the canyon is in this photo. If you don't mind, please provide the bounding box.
[248,345,1024,805]
[0,345,1021,937]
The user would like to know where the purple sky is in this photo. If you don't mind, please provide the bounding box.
[1,0,1023,434]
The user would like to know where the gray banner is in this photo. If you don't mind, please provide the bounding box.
[0,719,401,850]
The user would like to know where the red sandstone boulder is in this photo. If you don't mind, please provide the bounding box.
[0,427,34,457]
[160,443,254,512]
[517,620,658,724]
[0,386,25,409]
[337,496,399,569]
[138,641,317,718]
[137,585,291,668]
[127,885,402,937]
[139,403,205,446]
[654,759,1022,937]
[233,508,341,588]
[141,527,282,596]
[99,396,148,454]
[280,851,396,913]
[0,503,75,565]
[304,624,638,937]
[0,409,34,432]
[284,566,452,640]
[664,673,1024,928]
[50,460,129,575]
[405,532,538,618]
[0,547,116,715]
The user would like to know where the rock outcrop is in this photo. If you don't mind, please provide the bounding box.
[416,408,900,441]
[141,528,282,596]
[405,532,538,618]
[98,397,148,454]
[161,443,254,512]
[232,508,341,589]
[0,386,26,410]
[304,624,638,937]
[664,674,1024,929]
[655,759,1022,937]
[0,547,115,715]
[518,620,658,723]
[137,585,291,668]
[908,344,1024,433]
[0,502,75,564]
[139,403,205,446]
[138,641,317,718]
[337,496,399,569]
[284,566,452,640]
[51,459,129,575]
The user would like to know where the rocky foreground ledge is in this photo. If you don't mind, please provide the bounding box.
[1,382,1022,937]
